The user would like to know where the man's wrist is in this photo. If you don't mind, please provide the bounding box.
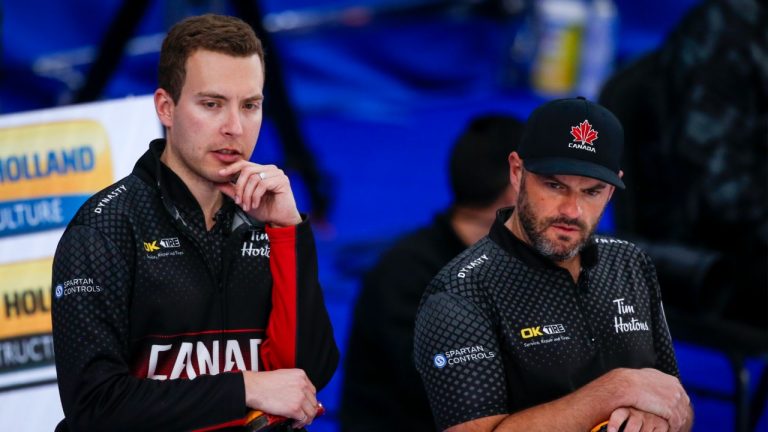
[599,368,634,408]
[268,213,303,228]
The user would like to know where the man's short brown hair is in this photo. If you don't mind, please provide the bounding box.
[158,14,265,103]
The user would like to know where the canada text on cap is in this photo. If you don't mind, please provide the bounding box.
[518,97,625,189]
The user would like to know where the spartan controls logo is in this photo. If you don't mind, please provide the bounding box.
[433,353,447,369]
[55,278,102,299]
[432,345,495,369]
[568,120,598,153]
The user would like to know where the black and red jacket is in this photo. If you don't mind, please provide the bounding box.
[51,140,338,431]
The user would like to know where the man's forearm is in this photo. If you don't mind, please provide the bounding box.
[447,368,691,432]
[492,369,629,431]
[446,369,629,432]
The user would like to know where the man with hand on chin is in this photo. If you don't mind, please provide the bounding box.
[52,14,337,431]
[414,98,692,432]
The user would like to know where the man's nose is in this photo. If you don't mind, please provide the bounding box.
[558,193,582,219]
[221,108,243,136]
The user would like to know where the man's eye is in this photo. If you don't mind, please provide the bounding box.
[203,101,219,108]
[244,102,260,110]
[585,189,604,197]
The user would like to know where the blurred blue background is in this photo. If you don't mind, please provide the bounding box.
[1,1,765,431]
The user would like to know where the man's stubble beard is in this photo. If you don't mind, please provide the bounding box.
[516,174,600,262]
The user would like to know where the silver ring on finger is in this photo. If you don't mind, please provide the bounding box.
[258,172,267,180]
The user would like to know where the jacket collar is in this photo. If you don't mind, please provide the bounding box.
[133,139,248,231]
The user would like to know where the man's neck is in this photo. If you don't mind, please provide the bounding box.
[450,205,498,247]
[160,149,223,231]
[504,210,581,282]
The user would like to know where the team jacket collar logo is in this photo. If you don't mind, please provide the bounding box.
[568,120,598,153]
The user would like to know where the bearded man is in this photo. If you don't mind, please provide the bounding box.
[413,97,693,432]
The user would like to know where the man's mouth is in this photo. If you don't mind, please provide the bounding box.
[212,148,241,163]
[551,223,580,232]
[214,148,239,155]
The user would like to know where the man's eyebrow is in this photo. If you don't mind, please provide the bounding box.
[538,174,607,190]
[539,174,562,183]
[584,183,608,194]
[243,94,264,103]
[195,92,264,102]
[587,183,608,190]
[196,92,227,100]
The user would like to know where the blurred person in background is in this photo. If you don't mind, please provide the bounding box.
[600,0,767,330]
[340,114,523,431]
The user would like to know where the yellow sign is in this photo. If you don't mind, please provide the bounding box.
[0,257,53,339]
[0,120,112,199]
[0,120,113,238]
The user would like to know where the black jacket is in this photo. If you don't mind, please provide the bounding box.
[341,211,466,431]
[52,140,338,431]
[414,208,680,430]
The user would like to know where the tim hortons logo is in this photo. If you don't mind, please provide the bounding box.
[569,120,598,153]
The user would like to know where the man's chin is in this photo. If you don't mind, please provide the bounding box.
[542,238,582,261]
[551,233,582,248]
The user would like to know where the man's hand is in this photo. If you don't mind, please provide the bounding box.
[217,162,302,227]
[608,407,669,432]
[609,368,690,431]
[243,369,318,429]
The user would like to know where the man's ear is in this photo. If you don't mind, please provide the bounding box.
[154,88,174,128]
[508,151,524,193]
[606,170,624,201]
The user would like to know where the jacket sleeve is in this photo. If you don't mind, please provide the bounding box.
[52,224,247,432]
[413,288,509,431]
[261,217,339,389]
[641,252,681,378]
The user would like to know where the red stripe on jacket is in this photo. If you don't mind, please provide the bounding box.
[260,224,298,370]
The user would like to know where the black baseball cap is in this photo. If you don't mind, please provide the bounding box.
[518,97,625,189]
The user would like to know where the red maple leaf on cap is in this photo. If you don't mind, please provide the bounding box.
[570,120,598,145]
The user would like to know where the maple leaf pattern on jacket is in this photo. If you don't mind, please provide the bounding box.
[571,120,598,145]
